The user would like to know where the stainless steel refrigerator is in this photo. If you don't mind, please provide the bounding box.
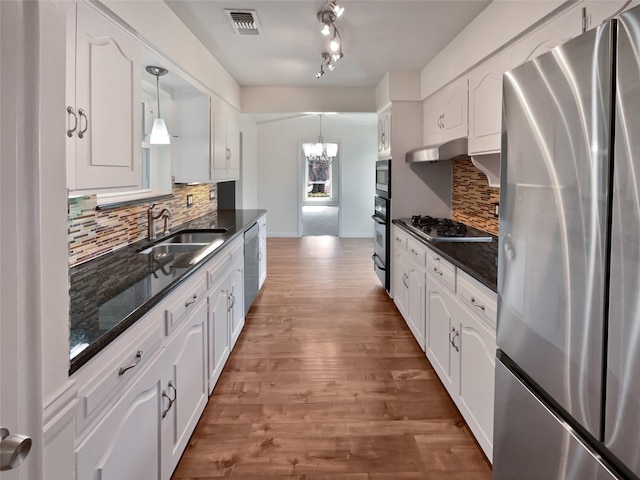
[495,6,640,479]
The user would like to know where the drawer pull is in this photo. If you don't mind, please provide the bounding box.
[161,381,177,419]
[185,294,198,307]
[470,297,486,311]
[433,267,443,276]
[452,329,460,352]
[118,350,143,376]
[402,273,409,288]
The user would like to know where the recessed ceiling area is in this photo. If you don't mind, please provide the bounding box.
[164,1,492,88]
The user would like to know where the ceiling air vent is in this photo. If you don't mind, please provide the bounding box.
[225,9,263,36]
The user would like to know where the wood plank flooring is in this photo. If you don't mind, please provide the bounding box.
[173,237,492,479]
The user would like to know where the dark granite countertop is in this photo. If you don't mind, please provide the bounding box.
[392,219,498,292]
[69,209,266,375]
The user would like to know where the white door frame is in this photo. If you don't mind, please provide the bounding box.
[1,3,74,478]
[297,140,342,237]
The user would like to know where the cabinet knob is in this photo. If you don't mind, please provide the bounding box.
[0,427,32,471]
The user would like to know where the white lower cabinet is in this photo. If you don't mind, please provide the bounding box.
[75,233,252,479]
[392,227,426,350]
[161,298,208,477]
[258,214,267,289]
[426,277,459,398]
[392,225,496,462]
[76,351,165,480]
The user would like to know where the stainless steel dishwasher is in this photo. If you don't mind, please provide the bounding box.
[244,222,259,316]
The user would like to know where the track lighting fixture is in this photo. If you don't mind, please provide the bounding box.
[330,1,344,18]
[315,2,346,78]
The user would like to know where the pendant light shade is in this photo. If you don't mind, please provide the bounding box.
[146,66,170,145]
[150,118,170,144]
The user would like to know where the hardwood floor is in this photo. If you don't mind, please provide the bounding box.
[173,237,492,479]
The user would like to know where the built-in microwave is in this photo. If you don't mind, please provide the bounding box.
[375,159,391,199]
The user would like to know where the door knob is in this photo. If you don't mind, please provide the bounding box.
[1,427,32,471]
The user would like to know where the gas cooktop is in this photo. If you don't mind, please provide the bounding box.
[398,216,493,243]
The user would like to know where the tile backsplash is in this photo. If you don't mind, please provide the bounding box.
[452,158,499,235]
[69,184,217,267]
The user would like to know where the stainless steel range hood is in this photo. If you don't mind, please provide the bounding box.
[406,137,468,163]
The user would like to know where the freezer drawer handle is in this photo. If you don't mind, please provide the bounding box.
[118,350,143,376]
[470,297,486,311]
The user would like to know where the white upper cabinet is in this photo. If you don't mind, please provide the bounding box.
[468,50,513,155]
[377,104,391,159]
[211,100,240,182]
[423,78,468,146]
[67,2,142,193]
[584,0,640,30]
[172,89,210,184]
[510,5,583,69]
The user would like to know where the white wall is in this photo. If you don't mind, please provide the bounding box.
[257,114,376,237]
[239,115,258,209]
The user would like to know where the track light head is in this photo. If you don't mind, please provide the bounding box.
[316,67,325,79]
[330,1,344,18]
[331,51,344,62]
[321,22,331,35]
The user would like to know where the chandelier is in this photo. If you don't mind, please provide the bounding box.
[303,114,338,165]
[315,1,345,78]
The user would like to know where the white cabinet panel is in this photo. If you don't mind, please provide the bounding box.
[173,90,210,184]
[458,308,496,461]
[76,353,164,480]
[208,278,230,394]
[211,101,241,182]
[426,280,459,398]
[162,299,208,477]
[377,104,391,158]
[229,258,245,349]
[69,2,142,193]
[469,50,513,155]
[422,77,468,146]
[258,214,267,289]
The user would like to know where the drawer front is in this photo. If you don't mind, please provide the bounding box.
[76,318,165,437]
[393,227,408,251]
[228,237,244,266]
[165,276,208,335]
[407,238,426,267]
[457,271,497,331]
[427,251,456,292]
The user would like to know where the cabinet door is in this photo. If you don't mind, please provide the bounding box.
[226,111,240,181]
[458,308,496,461]
[172,91,210,183]
[468,51,513,155]
[423,94,442,146]
[208,279,230,394]
[377,116,385,155]
[441,78,468,142]
[585,0,640,30]
[162,299,208,478]
[73,2,141,191]
[383,109,391,155]
[511,6,582,68]
[229,260,245,349]
[406,266,426,351]
[426,279,458,397]
[210,107,228,181]
[393,251,409,317]
[76,353,164,480]
[258,216,267,289]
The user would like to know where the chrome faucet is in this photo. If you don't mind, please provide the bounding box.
[147,204,171,240]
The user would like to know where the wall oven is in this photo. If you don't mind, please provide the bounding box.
[375,159,391,198]
[373,159,391,292]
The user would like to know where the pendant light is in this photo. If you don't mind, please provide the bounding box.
[146,66,171,145]
[303,114,338,163]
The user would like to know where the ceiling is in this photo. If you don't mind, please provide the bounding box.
[164,0,492,88]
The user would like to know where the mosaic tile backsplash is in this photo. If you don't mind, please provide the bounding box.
[69,184,217,266]
[452,158,499,235]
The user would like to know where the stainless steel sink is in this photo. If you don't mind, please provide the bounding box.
[138,228,229,255]
[138,244,207,255]
[160,229,228,244]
